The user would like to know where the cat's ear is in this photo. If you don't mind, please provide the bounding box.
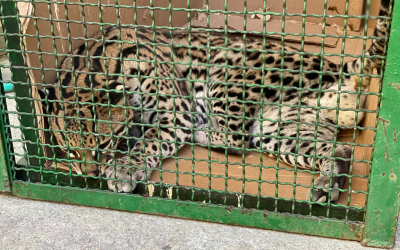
[37,87,56,113]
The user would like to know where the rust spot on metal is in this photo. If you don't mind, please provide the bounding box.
[384,151,390,162]
[379,117,390,137]
[390,173,397,182]
[382,172,386,177]
[224,206,233,214]
[389,82,400,91]
[349,223,358,232]
[241,210,251,215]
[394,128,397,142]
[224,207,230,212]
[355,230,363,241]
[65,198,70,203]
[2,181,10,189]
[378,118,391,162]
[263,213,268,218]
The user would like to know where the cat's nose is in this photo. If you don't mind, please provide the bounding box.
[87,169,99,176]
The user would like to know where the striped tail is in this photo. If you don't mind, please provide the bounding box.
[345,0,392,76]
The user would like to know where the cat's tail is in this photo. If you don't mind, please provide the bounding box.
[345,0,393,75]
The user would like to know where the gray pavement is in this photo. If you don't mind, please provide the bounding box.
[1,194,399,250]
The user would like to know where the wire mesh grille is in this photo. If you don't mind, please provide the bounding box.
[0,0,392,223]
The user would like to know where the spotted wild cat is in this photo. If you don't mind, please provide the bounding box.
[38,0,392,203]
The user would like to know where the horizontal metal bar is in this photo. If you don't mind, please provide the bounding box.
[11,181,364,241]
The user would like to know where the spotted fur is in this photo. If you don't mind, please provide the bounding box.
[39,0,391,202]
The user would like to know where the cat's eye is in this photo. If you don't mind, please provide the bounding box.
[68,151,81,159]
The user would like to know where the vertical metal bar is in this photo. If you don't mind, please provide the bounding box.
[361,0,400,247]
[0,0,41,167]
[0,68,12,192]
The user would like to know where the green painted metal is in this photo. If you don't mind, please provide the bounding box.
[10,166,365,221]
[361,0,400,247]
[12,181,364,241]
[0,69,11,192]
[0,0,41,167]
[0,115,12,193]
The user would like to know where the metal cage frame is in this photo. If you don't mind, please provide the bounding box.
[0,0,399,248]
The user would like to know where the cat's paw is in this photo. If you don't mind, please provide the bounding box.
[306,176,342,203]
[104,161,145,193]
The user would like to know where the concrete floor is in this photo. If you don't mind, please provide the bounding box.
[1,58,399,250]
[1,194,399,250]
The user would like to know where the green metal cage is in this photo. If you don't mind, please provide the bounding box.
[0,0,399,248]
